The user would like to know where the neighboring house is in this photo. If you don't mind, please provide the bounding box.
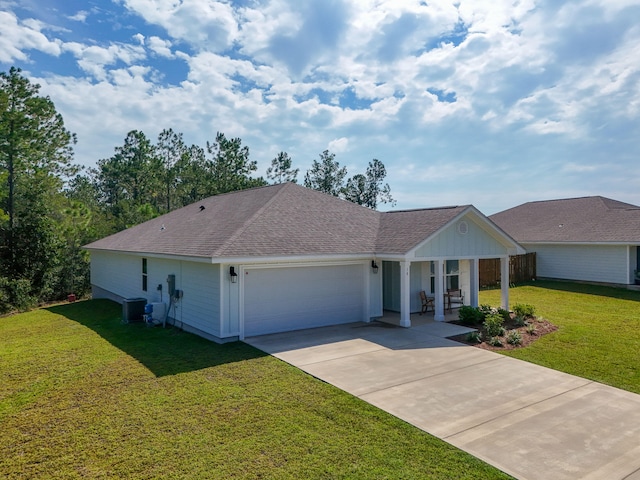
[85,183,522,342]
[490,196,640,286]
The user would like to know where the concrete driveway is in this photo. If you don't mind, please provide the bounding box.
[245,320,640,480]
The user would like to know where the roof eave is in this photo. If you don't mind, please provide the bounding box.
[519,240,640,246]
[84,247,217,264]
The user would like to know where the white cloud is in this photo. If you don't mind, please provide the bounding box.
[0,11,62,62]
[64,42,148,80]
[120,0,239,51]
[562,163,599,173]
[68,10,89,22]
[238,0,352,77]
[146,36,173,58]
[4,0,640,212]
[328,137,349,153]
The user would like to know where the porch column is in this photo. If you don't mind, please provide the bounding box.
[434,259,445,321]
[500,256,509,310]
[399,261,411,327]
[469,258,479,307]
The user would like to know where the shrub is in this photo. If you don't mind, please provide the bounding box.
[479,304,510,320]
[514,315,528,327]
[513,303,536,317]
[526,324,537,335]
[483,313,505,338]
[506,330,523,346]
[487,336,503,347]
[0,277,36,314]
[466,331,483,343]
[458,306,484,325]
[0,278,9,314]
[479,304,494,317]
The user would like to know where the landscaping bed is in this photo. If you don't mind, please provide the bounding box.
[448,303,558,351]
[451,315,557,351]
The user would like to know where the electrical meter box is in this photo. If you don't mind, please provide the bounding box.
[167,274,176,297]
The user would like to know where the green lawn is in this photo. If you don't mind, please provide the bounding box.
[0,300,511,479]
[480,280,640,394]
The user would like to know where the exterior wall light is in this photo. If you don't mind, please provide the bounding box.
[371,260,379,274]
[230,266,238,283]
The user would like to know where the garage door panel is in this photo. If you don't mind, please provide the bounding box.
[244,264,365,336]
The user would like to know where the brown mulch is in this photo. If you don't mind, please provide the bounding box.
[450,316,558,351]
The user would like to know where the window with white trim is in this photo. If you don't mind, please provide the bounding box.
[142,258,148,292]
[445,260,459,290]
[428,260,460,293]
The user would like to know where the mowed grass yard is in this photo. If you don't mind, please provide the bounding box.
[480,280,640,395]
[0,300,511,479]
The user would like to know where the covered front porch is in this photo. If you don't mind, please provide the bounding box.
[368,207,523,328]
[374,309,461,327]
[377,257,511,328]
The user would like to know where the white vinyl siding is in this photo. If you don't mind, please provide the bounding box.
[91,251,143,300]
[243,264,365,337]
[145,257,181,304]
[180,262,220,337]
[525,243,630,284]
[90,251,221,337]
[382,261,400,311]
[382,261,429,313]
[369,263,383,318]
[415,216,509,258]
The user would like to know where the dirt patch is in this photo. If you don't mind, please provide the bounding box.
[450,316,558,351]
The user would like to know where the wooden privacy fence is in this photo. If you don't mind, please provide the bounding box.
[479,252,536,288]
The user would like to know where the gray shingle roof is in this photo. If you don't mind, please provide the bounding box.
[84,183,472,258]
[376,206,469,254]
[490,196,640,243]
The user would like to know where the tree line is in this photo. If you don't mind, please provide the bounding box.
[0,67,394,313]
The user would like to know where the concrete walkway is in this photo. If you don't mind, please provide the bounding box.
[245,320,640,480]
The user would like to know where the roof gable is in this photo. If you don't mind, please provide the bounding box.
[490,196,640,243]
[375,206,469,254]
[412,207,523,257]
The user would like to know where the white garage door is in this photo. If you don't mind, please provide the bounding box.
[243,264,365,337]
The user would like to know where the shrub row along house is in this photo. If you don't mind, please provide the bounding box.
[490,196,640,287]
[85,183,522,342]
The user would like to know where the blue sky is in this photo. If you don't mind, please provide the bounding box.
[1,0,639,214]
